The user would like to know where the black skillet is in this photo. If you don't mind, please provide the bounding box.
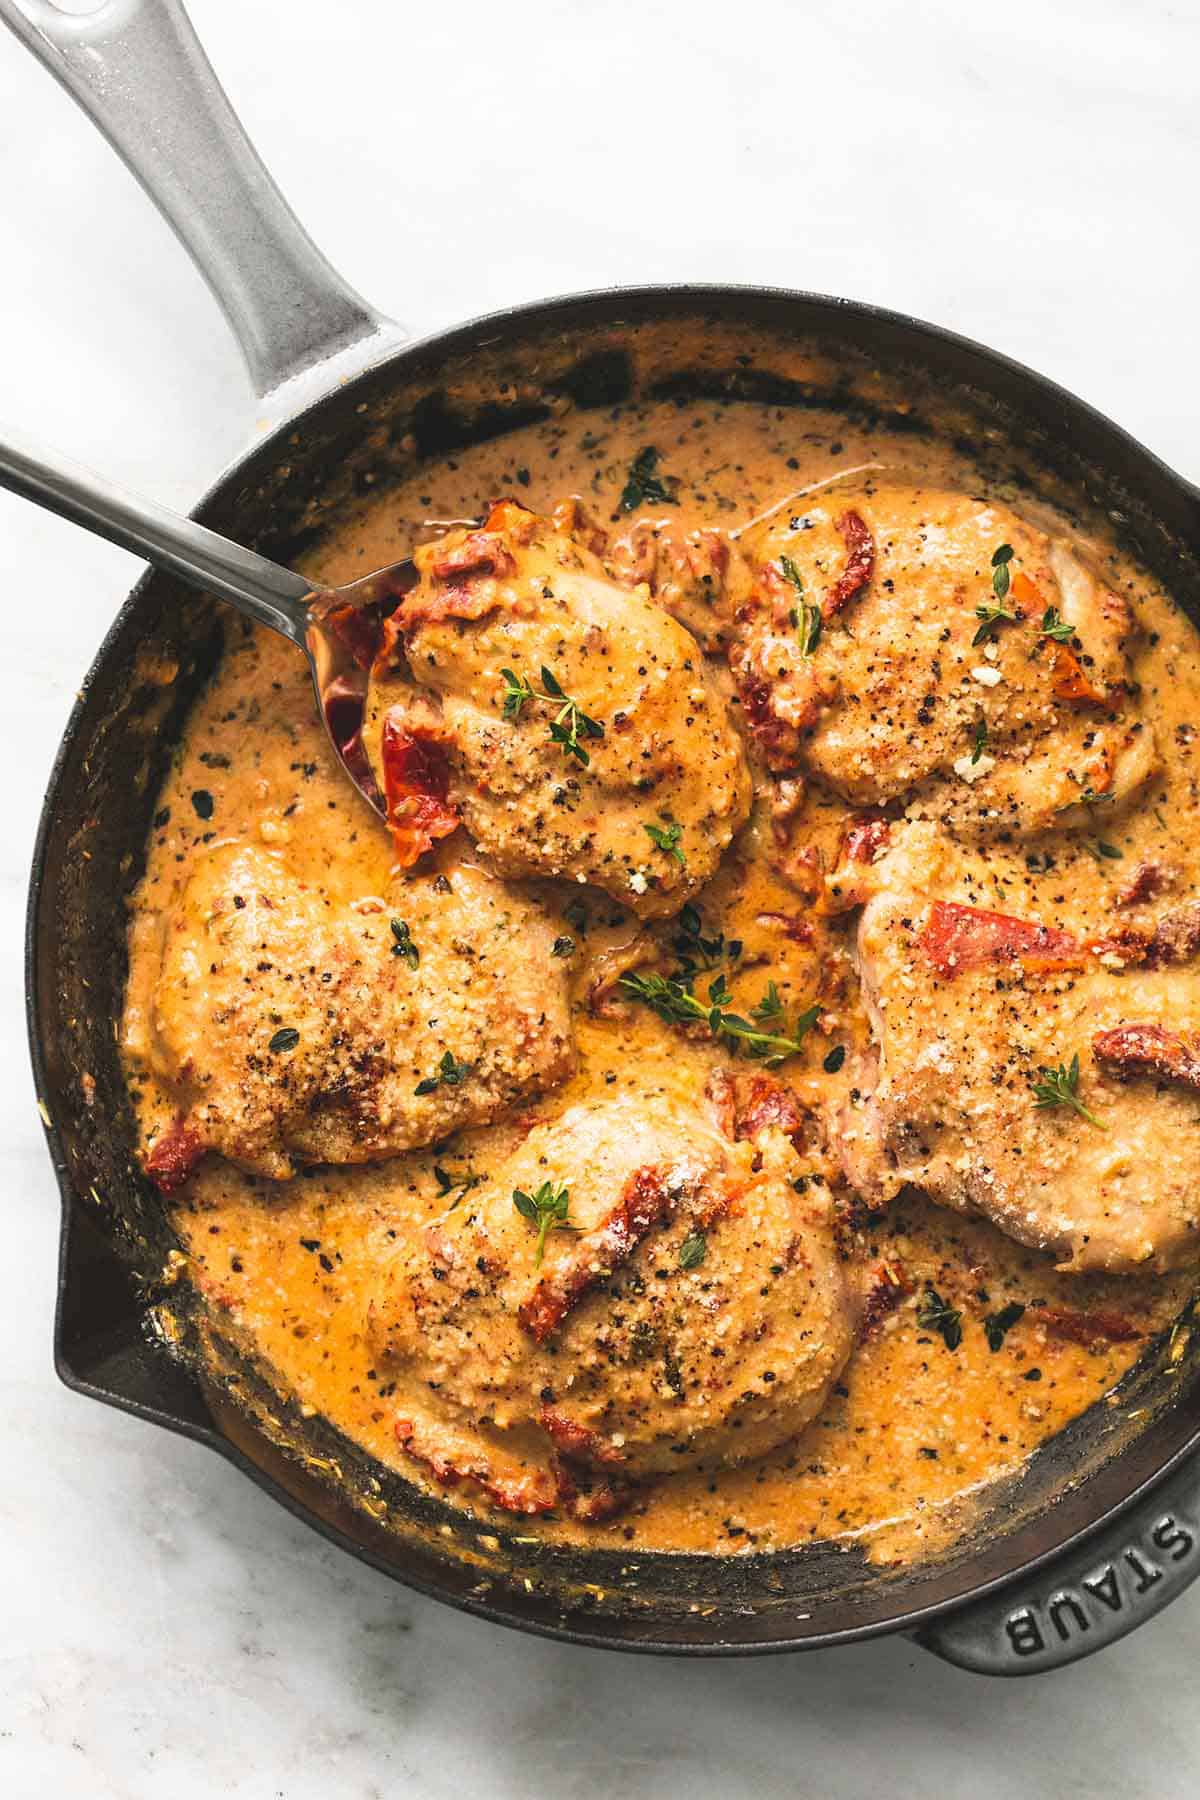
[11,0,1200,1674]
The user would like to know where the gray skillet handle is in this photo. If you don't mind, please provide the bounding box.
[0,0,401,397]
[917,1451,1200,1675]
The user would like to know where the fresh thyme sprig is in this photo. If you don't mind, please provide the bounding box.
[973,601,1018,646]
[499,664,605,766]
[780,555,822,657]
[644,818,685,867]
[512,1179,579,1266]
[619,969,820,1066]
[1040,606,1075,644]
[1031,1054,1105,1128]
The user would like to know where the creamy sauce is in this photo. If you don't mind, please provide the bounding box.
[125,384,1198,1563]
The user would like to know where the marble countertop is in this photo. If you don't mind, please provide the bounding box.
[2,1,1198,1793]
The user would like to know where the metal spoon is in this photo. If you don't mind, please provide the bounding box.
[0,425,416,814]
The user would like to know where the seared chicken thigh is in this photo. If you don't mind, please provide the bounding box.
[362,501,751,918]
[368,1096,857,1516]
[849,874,1200,1273]
[126,844,574,1186]
[728,483,1154,839]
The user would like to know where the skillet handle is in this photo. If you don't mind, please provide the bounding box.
[0,0,402,398]
[915,1451,1200,1675]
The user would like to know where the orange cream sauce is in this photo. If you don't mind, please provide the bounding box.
[125,389,1198,1562]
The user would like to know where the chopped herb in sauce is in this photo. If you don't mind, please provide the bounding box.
[823,1043,847,1074]
[619,445,676,512]
[1031,1054,1104,1129]
[414,1050,473,1096]
[434,1164,486,1207]
[917,1285,963,1351]
[191,789,214,820]
[984,1300,1026,1351]
[971,715,988,764]
[1085,839,1124,863]
[678,1230,707,1271]
[672,903,740,977]
[390,918,419,968]
[512,1179,578,1266]
[552,935,576,958]
[268,1027,299,1054]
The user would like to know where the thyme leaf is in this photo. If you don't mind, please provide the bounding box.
[984,1300,1026,1352]
[973,601,1017,646]
[678,1230,707,1271]
[390,918,419,968]
[414,1049,474,1097]
[434,1164,486,1208]
[991,542,1014,603]
[917,1285,963,1351]
[1031,1053,1104,1128]
[512,1179,579,1266]
[971,715,989,765]
[781,555,822,656]
[671,903,741,978]
[1083,839,1124,864]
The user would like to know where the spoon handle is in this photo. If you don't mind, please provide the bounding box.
[0,426,312,643]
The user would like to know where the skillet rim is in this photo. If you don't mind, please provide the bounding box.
[27,278,1200,1657]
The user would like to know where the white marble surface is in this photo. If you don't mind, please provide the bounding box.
[2,1,1199,1793]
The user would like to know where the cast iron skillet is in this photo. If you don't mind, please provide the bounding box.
[12,0,1200,1676]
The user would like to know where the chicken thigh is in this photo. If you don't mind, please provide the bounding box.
[368,1095,858,1517]
[362,501,751,918]
[727,483,1155,838]
[126,843,574,1186]
[849,870,1200,1273]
